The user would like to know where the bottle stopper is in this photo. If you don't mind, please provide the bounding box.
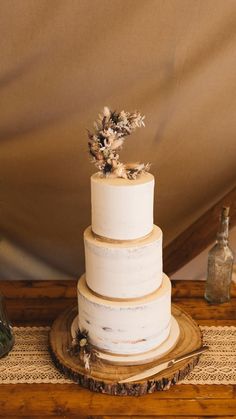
[222,206,230,218]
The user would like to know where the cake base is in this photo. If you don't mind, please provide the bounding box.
[49,304,202,395]
[71,315,179,365]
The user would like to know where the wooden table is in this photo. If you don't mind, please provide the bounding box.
[0,279,235,418]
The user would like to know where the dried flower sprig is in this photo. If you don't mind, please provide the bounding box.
[88,107,150,179]
[70,329,98,371]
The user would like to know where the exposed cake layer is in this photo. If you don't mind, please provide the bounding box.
[77,274,171,355]
[91,172,154,240]
[84,225,163,299]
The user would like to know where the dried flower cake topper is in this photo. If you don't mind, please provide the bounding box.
[88,107,150,180]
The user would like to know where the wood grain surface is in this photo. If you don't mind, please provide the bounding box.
[0,279,235,417]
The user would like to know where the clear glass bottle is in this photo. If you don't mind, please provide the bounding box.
[205,207,234,304]
[0,295,14,358]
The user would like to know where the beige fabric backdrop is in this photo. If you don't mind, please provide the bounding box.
[0,0,236,279]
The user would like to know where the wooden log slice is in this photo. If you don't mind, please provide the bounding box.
[49,304,202,395]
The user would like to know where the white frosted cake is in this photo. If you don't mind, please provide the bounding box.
[77,172,172,356]
[75,107,175,363]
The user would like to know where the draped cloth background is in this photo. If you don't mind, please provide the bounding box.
[0,0,236,279]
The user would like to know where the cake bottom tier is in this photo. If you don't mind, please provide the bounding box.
[77,274,171,355]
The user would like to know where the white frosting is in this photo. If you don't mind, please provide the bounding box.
[84,225,163,299]
[78,274,171,355]
[91,172,154,240]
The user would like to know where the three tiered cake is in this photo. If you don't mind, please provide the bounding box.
[76,108,179,365]
[78,172,173,356]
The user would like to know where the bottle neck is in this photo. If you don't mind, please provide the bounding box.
[216,215,229,245]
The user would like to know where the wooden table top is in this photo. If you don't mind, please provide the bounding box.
[0,278,235,418]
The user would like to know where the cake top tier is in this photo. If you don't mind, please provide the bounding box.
[91,171,154,240]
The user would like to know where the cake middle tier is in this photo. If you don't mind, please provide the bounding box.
[84,225,163,299]
[78,273,171,355]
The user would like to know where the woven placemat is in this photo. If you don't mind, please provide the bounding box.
[0,325,235,385]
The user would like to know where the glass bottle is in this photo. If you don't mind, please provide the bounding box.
[205,207,234,303]
[0,295,14,358]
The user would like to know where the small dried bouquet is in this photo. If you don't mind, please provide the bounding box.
[88,107,150,180]
[71,329,98,370]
